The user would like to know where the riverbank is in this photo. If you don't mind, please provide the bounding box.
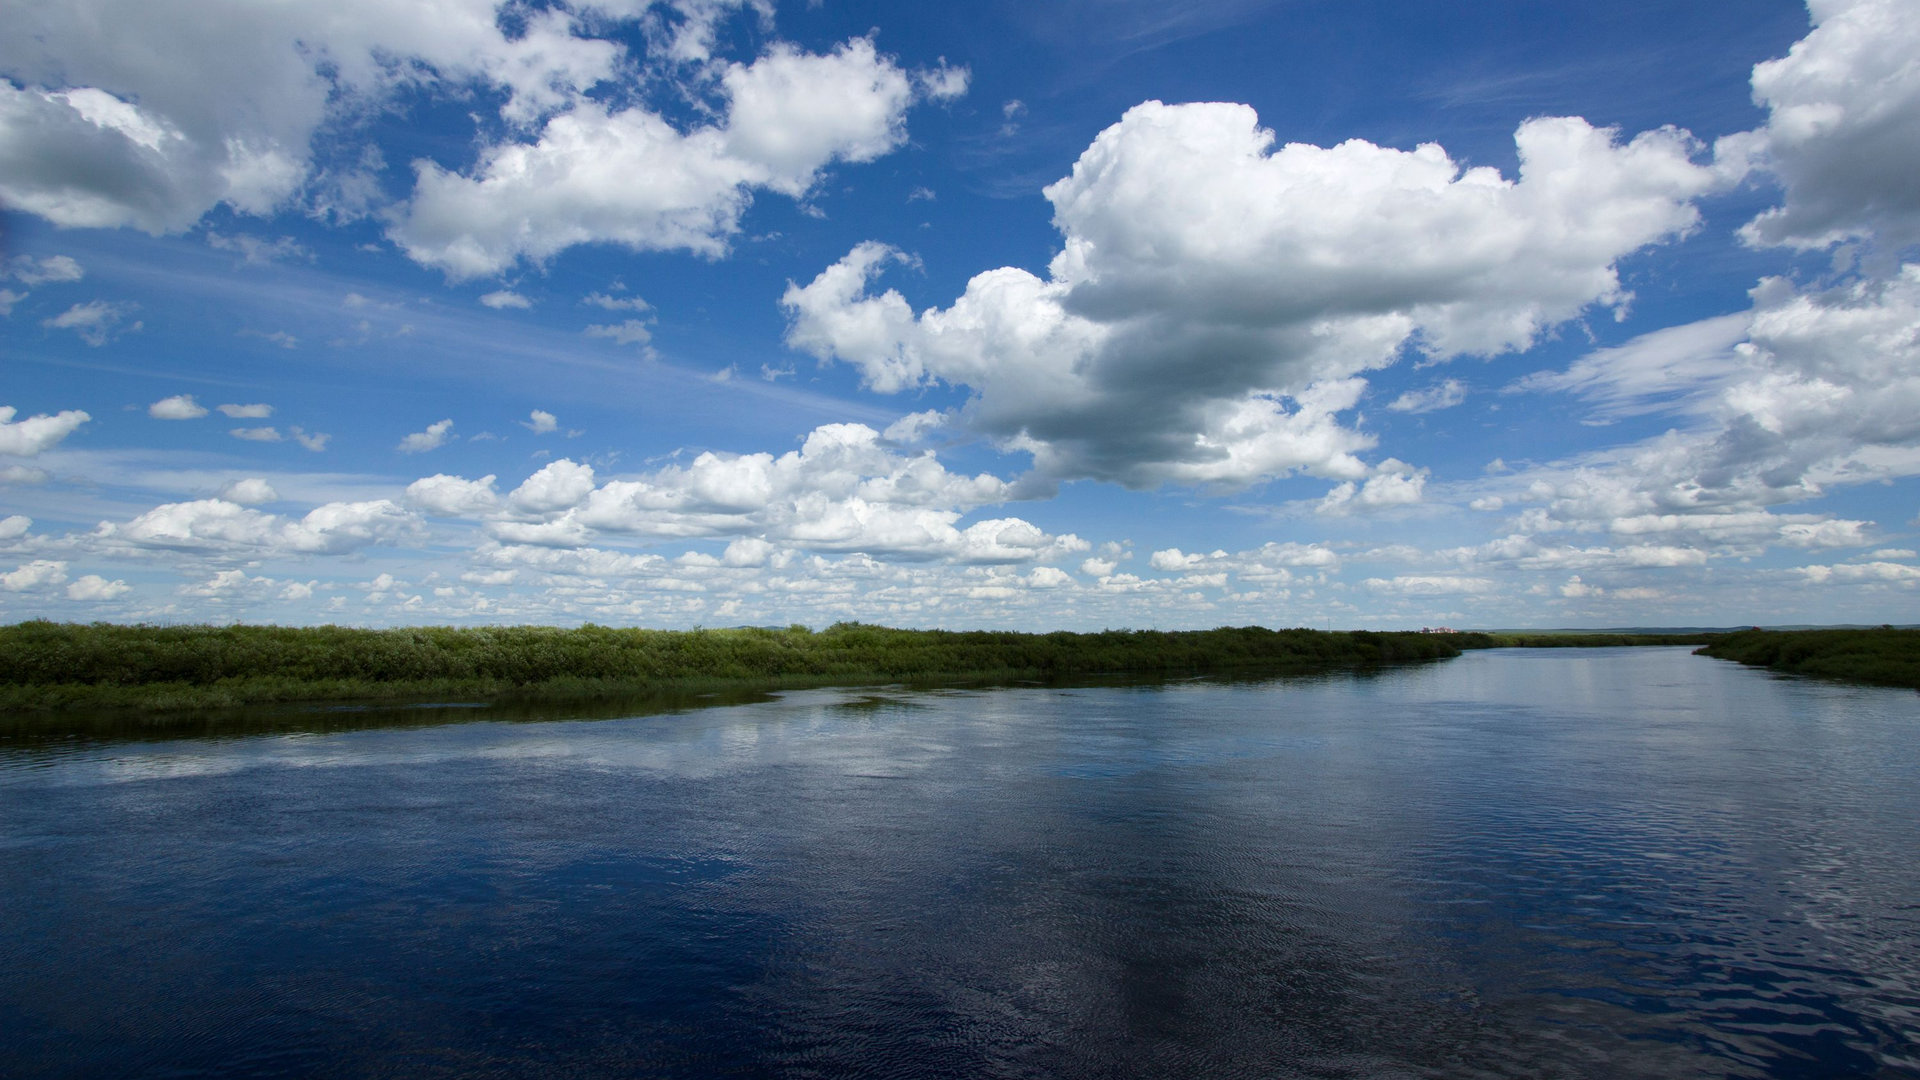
[1,621,1482,732]
[1694,627,1920,689]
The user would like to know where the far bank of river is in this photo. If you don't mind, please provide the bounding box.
[5,620,1913,740]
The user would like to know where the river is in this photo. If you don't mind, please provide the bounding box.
[2,647,1916,1078]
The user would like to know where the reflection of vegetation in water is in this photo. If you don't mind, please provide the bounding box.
[0,621,1480,733]
[1696,628,1920,689]
[0,667,1437,749]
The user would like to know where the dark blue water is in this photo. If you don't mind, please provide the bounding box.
[3,648,1917,1078]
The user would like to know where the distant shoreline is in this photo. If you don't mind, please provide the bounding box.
[1693,627,1920,690]
[4,622,1911,737]
[0,622,1477,731]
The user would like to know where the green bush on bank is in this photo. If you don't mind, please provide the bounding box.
[1695,627,1920,689]
[0,621,1480,713]
[1482,632,1719,648]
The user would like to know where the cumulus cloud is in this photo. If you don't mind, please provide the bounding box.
[510,459,598,513]
[0,405,90,455]
[522,409,559,434]
[1318,460,1428,515]
[914,60,969,103]
[1799,560,1920,584]
[229,426,282,442]
[66,574,130,601]
[2,1,946,278]
[217,402,272,418]
[407,473,502,517]
[1,559,67,591]
[390,37,930,278]
[1732,0,1920,252]
[44,299,139,345]
[398,419,454,453]
[149,393,207,420]
[0,0,639,234]
[785,102,1720,489]
[0,514,29,539]
[221,478,279,504]
[100,497,418,556]
[413,422,1084,564]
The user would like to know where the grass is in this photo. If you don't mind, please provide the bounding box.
[1694,627,1920,689]
[0,621,1481,734]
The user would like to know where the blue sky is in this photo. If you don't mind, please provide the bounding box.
[4,0,1918,629]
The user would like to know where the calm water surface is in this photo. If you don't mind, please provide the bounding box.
[3,648,1917,1078]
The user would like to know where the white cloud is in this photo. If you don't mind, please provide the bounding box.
[149,394,207,420]
[45,299,139,345]
[1386,378,1466,414]
[206,233,309,264]
[2,1,946,278]
[410,422,1084,565]
[216,402,273,418]
[407,473,501,517]
[398,419,454,453]
[221,478,279,505]
[1733,0,1920,252]
[0,514,29,539]
[1799,560,1920,584]
[510,459,598,513]
[913,60,969,103]
[102,497,418,556]
[883,409,946,445]
[479,290,532,310]
[1559,575,1604,598]
[1484,263,1920,554]
[722,536,776,567]
[1,559,67,591]
[1514,313,1752,420]
[391,37,926,279]
[583,292,652,311]
[785,103,1719,488]
[1363,574,1494,596]
[290,427,329,452]
[1149,548,1211,571]
[586,320,655,348]
[0,404,90,455]
[523,409,559,434]
[0,288,21,316]
[230,426,282,442]
[1318,460,1428,515]
[66,574,129,601]
[0,0,633,234]
[6,254,83,285]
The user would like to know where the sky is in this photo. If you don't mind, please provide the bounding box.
[3,0,1918,631]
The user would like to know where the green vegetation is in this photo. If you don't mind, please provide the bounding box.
[1695,627,1920,689]
[1,621,1479,732]
[1481,632,1720,648]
